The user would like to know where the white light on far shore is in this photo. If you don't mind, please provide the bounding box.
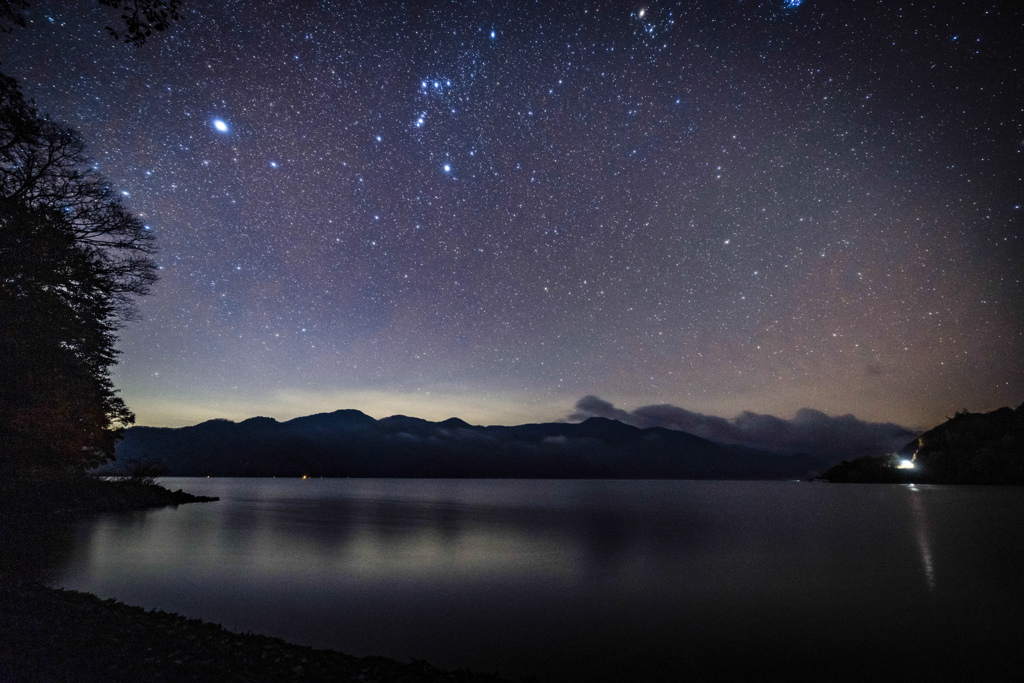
[898,459,915,469]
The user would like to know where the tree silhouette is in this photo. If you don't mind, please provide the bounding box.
[0,74,156,474]
[97,0,181,47]
[1,0,181,46]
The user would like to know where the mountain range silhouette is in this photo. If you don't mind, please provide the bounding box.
[108,410,826,479]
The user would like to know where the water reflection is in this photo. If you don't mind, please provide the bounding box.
[0,513,80,583]
[907,484,937,591]
[11,479,1024,682]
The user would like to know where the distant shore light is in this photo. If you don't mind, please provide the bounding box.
[897,459,915,469]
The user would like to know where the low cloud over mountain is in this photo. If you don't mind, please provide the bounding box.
[569,396,918,463]
[109,408,825,479]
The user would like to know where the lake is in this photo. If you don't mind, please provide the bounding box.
[14,479,1024,680]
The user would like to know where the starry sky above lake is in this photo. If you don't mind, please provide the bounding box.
[2,0,1021,429]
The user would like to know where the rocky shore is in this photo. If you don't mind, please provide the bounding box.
[0,577,514,682]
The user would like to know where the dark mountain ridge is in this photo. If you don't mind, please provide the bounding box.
[108,410,825,480]
[816,402,1024,484]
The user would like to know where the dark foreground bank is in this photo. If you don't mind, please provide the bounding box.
[0,577,513,682]
[0,475,218,517]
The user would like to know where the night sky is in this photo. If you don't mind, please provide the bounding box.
[2,0,1021,430]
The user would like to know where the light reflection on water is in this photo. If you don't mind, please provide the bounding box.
[13,479,1024,681]
[907,484,937,591]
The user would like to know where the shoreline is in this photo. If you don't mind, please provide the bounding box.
[0,477,516,681]
[0,577,514,682]
[0,476,218,518]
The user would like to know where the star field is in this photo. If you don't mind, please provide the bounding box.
[2,0,1021,428]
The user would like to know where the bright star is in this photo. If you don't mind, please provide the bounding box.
[213,119,228,133]
[443,164,451,172]
[270,161,278,168]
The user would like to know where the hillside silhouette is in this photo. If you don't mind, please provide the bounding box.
[817,403,1024,484]
[108,410,825,479]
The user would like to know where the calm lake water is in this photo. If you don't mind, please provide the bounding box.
[13,479,1024,680]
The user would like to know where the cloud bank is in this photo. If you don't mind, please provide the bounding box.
[569,396,919,463]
